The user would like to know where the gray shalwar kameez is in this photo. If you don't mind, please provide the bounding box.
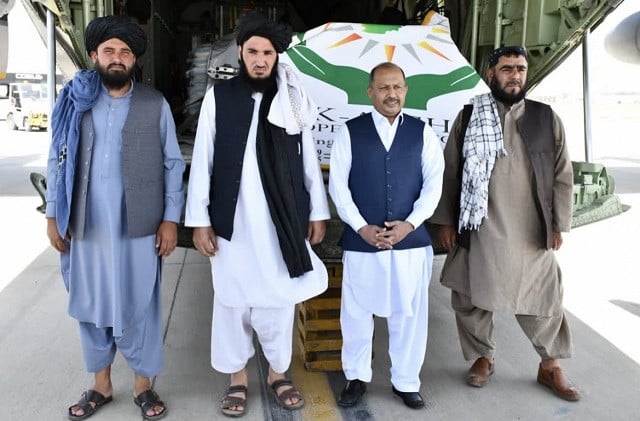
[431,98,574,360]
[52,84,185,375]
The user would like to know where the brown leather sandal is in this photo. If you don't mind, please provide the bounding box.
[220,385,248,417]
[269,379,305,410]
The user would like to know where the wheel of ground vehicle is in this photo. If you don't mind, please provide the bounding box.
[23,117,33,132]
[6,113,18,130]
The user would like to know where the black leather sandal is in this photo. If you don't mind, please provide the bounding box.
[133,389,167,420]
[68,389,113,420]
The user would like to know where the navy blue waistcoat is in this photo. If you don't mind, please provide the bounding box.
[339,113,431,252]
[209,77,309,240]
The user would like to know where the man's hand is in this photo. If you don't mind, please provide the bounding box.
[156,221,178,257]
[438,225,457,252]
[376,220,414,248]
[47,217,68,253]
[357,224,392,249]
[551,231,563,251]
[307,220,327,245]
[193,226,218,257]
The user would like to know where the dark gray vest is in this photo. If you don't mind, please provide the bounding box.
[70,83,165,239]
[518,99,556,249]
[455,99,556,249]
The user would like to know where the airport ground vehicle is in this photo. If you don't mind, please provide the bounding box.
[2,80,49,131]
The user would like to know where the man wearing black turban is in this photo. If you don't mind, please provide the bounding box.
[234,11,292,92]
[84,15,147,89]
[47,15,184,421]
[186,10,329,418]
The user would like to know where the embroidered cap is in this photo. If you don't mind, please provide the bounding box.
[488,45,527,67]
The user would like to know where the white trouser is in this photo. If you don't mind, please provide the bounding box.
[340,279,429,392]
[211,296,295,374]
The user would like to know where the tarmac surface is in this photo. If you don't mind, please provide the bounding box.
[1,131,639,420]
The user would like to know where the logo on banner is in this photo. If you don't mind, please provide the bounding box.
[281,16,489,167]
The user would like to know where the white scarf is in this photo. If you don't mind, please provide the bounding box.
[268,63,318,134]
[458,93,507,231]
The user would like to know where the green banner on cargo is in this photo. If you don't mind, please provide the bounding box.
[280,15,488,167]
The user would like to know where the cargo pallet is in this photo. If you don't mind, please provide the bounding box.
[296,263,343,371]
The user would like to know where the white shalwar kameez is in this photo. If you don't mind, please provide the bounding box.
[186,87,330,373]
[329,110,444,391]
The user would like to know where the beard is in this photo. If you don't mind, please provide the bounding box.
[490,76,527,105]
[238,56,278,93]
[94,61,135,90]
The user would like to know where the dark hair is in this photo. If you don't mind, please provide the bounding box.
[368,62,406,86]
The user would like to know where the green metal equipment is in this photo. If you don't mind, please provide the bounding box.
[571,161,628,228]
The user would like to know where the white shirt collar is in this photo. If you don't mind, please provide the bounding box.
[371,108,404,151]
[371,107,404,128]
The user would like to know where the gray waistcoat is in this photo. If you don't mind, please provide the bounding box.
[69,84,165,239]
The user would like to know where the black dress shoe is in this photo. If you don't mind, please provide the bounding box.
[338,379,366,407]
[392,386,425,409]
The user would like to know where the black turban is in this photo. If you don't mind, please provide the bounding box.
[235,11,292,53]
[84,16,147,57]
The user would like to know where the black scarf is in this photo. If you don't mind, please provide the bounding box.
[255,83,313,278]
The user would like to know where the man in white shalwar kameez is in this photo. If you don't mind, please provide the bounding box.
[185,12,329,418]
[329,62,444,409]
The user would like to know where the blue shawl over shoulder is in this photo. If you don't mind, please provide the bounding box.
[46,70,101,237]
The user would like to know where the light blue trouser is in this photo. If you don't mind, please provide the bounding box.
[77,283,164,378]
